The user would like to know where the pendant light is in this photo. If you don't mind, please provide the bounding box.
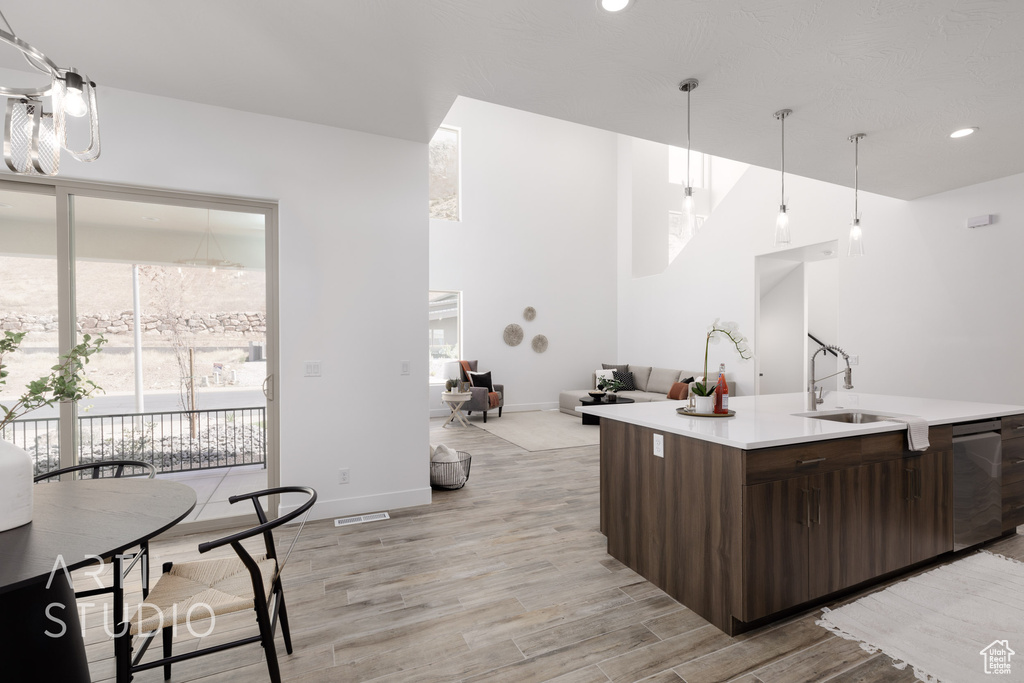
[678,78,699,229]
[848,133,865,257]
[773,109,792,247]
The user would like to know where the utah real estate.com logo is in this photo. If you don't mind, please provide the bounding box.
[980,640,1015,676]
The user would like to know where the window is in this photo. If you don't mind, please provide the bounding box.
[429,291,461,383]
[668,145,706,187]
[429,126,460,221]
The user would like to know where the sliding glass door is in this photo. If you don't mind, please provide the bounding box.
[0,178,278,526]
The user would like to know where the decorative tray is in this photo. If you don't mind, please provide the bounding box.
[677,407,736,418]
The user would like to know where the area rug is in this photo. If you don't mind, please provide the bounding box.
[817,551,1024,682]
[472,409,599,452]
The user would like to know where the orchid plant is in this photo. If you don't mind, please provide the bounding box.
[692,319,753,397]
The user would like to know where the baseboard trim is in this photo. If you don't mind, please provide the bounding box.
[285,487,432,521]
[429,402,558,418]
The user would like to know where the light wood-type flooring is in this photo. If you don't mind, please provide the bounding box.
[78,414,1024,682]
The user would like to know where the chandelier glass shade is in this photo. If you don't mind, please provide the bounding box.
[0,12,100,176]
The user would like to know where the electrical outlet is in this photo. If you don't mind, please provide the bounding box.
[338,468,350,484]
[304,361,322,377]
[653,433,664,458]
[849,355,860,366]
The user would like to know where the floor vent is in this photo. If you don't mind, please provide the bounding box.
[335,512,390,527]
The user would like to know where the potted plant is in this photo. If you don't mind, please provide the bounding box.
[0,332,106,532]
[691,319,752,413]
[597,376,627,402]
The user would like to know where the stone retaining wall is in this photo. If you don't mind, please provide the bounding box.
[1,312,266,337]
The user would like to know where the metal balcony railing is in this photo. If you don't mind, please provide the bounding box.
[1,407,266,477]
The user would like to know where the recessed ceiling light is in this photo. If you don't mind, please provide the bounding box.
[141,216,161,222]
[599,0,632,12]
[950,127,978,139]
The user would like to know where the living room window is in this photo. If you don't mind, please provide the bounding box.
[429,290,461,383]
[429,125,461,221]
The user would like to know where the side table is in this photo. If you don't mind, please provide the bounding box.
[441,391,472,428]
[578,395,635,425]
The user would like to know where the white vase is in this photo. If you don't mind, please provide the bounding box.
[0,439,33,532]
[693,393,715,414]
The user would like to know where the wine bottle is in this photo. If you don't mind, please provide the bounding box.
[714,363,729,414]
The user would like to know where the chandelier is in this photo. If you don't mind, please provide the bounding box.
[0,9,99,176]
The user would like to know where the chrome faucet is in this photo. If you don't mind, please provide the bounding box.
[808,344,854,410]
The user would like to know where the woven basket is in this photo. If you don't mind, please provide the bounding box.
[430,451,471,490]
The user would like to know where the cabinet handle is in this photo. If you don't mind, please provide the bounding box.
[916,469,923,500]
[1015,425,1024,430]
[797,457,827,466]
[1012,503,1024,511]
[1013,459,1024,466]
[814,487,822,525]
[802,489,811,527]
[905,468,914,502]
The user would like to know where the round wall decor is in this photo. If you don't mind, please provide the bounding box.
[531,334,548,353]
[523,306,536,321]
[503,324,524,346]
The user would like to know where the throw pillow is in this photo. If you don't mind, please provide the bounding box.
[468,370,493,392]
[647,367,682,394]
[613,370,636,391]
[601,363,629,375]
[680,376,695,384]
[667,382,689,400]
[629,365,652,392]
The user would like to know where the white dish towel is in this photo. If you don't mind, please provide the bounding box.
[885,416,930,451]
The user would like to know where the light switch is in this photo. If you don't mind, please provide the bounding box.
[653,433,664,458]
[304,361,321,377]
[400,360,410,375]
[849,355,860,366]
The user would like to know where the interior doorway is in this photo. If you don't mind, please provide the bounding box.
[754,240,838,395]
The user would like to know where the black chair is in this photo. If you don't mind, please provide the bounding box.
[34,460,158,629]
[116,486,317,683]
[34,459,157,483]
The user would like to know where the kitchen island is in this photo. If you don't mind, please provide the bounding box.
[579,393,1024,635]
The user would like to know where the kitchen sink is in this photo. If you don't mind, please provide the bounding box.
[800,411,895,424]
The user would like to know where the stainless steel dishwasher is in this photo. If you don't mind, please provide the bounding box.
[952,419,1003,550]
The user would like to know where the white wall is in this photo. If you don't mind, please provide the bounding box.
[0,69,430,520]
[619,134,1024,406]
[429,98,619,414]
[806,259,839,392]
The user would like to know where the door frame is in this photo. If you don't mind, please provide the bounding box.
[0,174,280,531]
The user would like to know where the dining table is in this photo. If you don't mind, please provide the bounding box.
[0,477,197,682]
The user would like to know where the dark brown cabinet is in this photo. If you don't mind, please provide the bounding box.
[600,420,959,635]
[741,466,866,622]
[1001,416,1024,532]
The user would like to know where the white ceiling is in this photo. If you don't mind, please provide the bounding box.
[2,0,1023,199]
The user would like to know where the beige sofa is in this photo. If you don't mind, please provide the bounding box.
[558,364,733,416]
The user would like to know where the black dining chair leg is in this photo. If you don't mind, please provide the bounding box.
[162,624,174,679]
[115,625,132,683]
[254,596,282,683]
[276,586,293,654]
[141,539,151,599]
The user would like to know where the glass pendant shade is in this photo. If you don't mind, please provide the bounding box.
[683,186,695,215]
[774,205,791,247]
[848,218,864,257]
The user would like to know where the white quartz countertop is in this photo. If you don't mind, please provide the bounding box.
[576,393,1024,450]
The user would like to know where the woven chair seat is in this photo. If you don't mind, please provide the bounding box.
[131,554,277,635]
